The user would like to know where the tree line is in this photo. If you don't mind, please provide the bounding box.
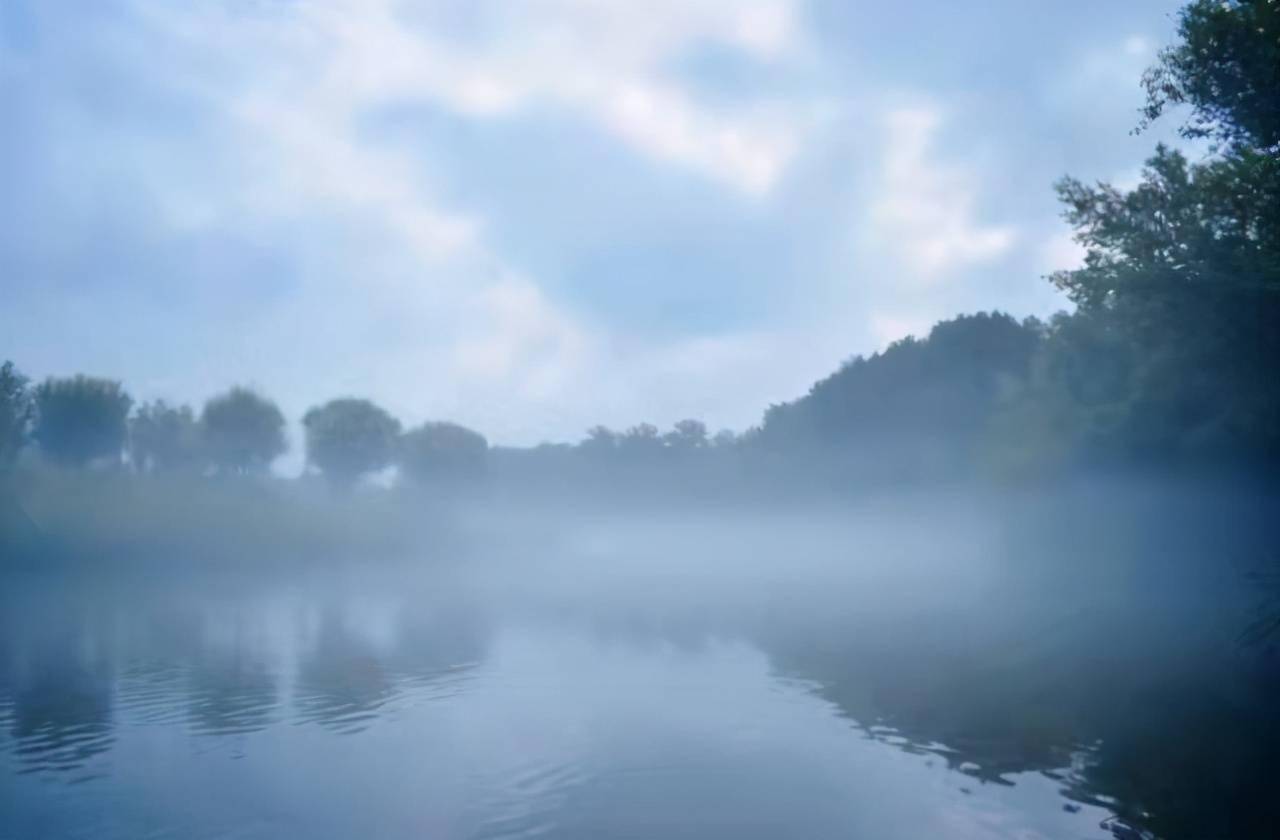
[0,369,489,489]
[0,361,747,489]
[2,0,1276,492]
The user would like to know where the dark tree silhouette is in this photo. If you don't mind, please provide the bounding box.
[664,419,709,452]
[302,399,401,487]
[1036,0,1280,466]
[130,401,203,473]
[711,429,738,449]
[1139,0,1280,153]
[399,421,488,487]
[0,361,31,471]
[759,312,1043,466]
[619,423,662,457]
[32,376,132,467]
[579,426,619,457]
[201,387,286,475]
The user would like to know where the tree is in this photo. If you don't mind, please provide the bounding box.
[398,421,488,487]
[130,401,203,473]
[988,312,1141,472]
[663,419,709,452]
[1139,0,1280,153]
[758,312,1043,461]
[711,429,738,449]
[579,425,619,457]
[32,376,132,467]
[619,423,662,457]
[0,361,32,471]
[302,399,401,487]
[1041,0,1280,463]
[1045,152,1280,461]
[201,387,286,475]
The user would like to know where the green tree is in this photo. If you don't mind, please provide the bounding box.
[302,399,401,487]
[0,361,32,471]
[1139,0,1280,153]
[32,376,132,467]
[988,312,1140,472]
[759,312,1043,462]
[399,421,488,486]
[664,419,709,452]
[201,387,286,475]
[1048,147,1280,459]
[1040,0,1280,464]
[130,400,204,473]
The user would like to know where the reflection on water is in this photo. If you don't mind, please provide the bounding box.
[294,610,395,734]
[186,653,278,737]
[3,617,115,782]
[9,661,114,779]
[1,506,1277,840]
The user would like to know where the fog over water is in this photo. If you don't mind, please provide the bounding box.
[3,479,1277,840]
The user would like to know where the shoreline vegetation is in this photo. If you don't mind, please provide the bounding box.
[2,0,1278,564]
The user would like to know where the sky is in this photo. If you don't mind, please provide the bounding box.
[0,0,1187,454]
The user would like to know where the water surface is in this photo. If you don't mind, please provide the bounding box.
[1,504,1272,839]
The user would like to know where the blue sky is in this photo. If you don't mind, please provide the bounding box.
[1,0,1185,451]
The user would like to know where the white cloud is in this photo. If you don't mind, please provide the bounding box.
[234,95,480,263]
[1037,231,1086,275]
[730,2,798,57]
[603,82,795,195]
[175,0,810,197]
[452,276,589,402]
[867,106,1016,280]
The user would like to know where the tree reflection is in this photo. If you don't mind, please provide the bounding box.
[186,649,278,736]
[293,610,395,734]
[765,603,1280,840]
[8,628,115,777]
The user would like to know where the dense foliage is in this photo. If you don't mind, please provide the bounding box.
[201,388,287,475]
[303,399,401,487]
[1040,148,1280,465]
[0,362,31,472]
[32,376,133,468]
[130,401,203,473]
[1140,0,1280,153]
[399,422,489,487]
[758,312,1042,471]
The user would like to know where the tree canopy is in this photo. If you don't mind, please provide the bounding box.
[1039,1,1280,466]
[759,312,1043,464]
[303,398,401,487]
[0,362,31,471]
[399,421,488,486]
[201,387,286,475]
[1140,0,1280,153]
[32,376,133,467]
[665,419,709,451]
[130,401,204,473]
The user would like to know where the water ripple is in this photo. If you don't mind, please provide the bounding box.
[466,757,590,840]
